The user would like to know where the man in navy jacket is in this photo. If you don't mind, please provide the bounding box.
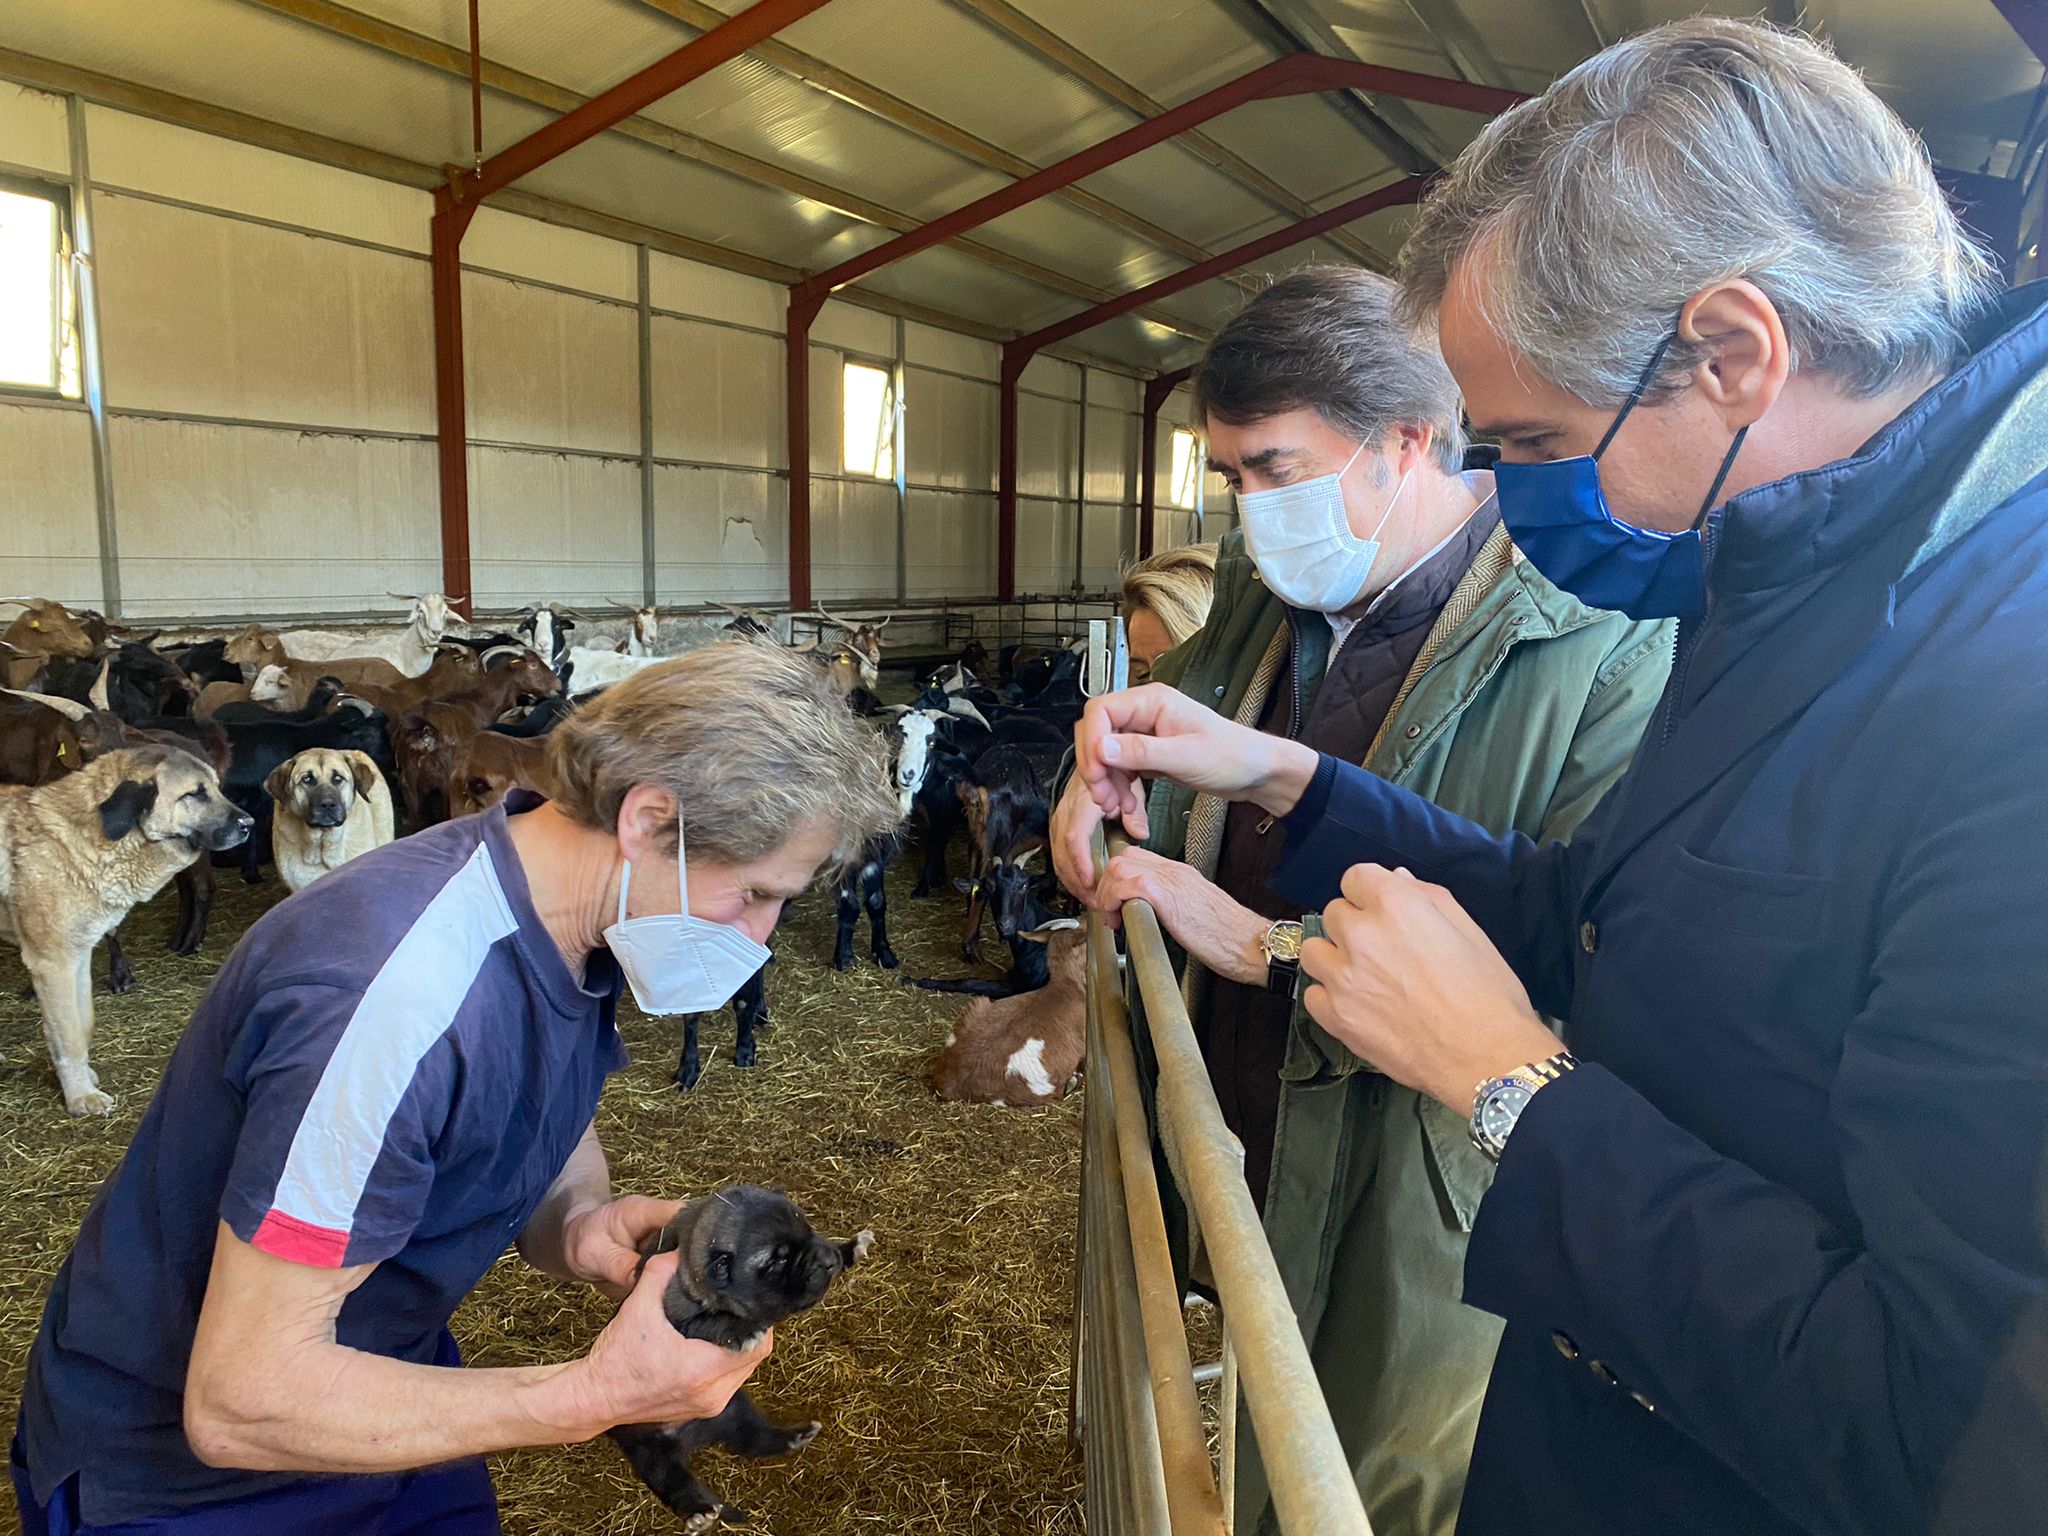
[1063,19,2048,1536]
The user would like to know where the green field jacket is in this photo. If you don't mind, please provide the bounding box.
[1135,524,1673,1536]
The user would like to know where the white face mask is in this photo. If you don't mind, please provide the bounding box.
[603,812,772,1016]
[1239,442,1411,612]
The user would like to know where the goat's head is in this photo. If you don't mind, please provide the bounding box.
[487,645,563,701]
[883,708,936,814]
[982,847,1046,942]
[1,599,104,660]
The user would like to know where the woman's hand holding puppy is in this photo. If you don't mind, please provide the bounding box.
[548,1250,772,1441]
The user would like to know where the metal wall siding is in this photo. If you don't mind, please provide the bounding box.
[93,192,434,433]
[462,271,639,456]
[905,488,997,599]
[648,249,785,331]
[1018,392,1079,500]
[653,462,786,604]
[810,475,900,602]
[465,206,639,304]
[0,406,101,607]
[1013,499,1078,596]
[905,368,997,492]
[904,321,998,381]
[108,416,438,617]
[468,446,642,610]
[83,104,431,252]
[811,301,895,358]
[0,81,71,176]
[650,314,784,469]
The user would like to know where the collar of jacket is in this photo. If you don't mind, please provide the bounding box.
[1706,280,2048,605]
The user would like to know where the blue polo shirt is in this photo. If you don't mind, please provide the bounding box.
[16,794,628,1524]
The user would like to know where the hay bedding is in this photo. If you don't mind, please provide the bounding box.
[0,854,1086,1535]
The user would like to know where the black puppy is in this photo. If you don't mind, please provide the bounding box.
[608,1186,872,1531]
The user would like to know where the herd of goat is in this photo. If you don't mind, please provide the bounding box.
[0,593,1096,1116]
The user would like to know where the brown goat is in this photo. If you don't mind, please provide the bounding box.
[0,695,86,787]
[222,623,442,698]
[446,733,561,819]
[388,652,561,825]
[929,923,1087,1107]
[1,600,105,662]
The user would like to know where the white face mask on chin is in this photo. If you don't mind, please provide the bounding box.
[603,811,772,1015]
[1239,441,1411,612]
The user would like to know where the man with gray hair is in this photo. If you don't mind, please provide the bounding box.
[1052,265,1672,1533]
[1065,18,2045,1536]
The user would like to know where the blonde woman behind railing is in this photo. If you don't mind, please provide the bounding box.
[1120,541,1218,682]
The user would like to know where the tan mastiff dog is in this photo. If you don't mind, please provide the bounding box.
[264,748,394,894]
[0,747,251,1114]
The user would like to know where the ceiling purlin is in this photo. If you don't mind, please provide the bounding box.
[631,0,1260,292]
[236,0,1216,339]
[945,0,1399,269]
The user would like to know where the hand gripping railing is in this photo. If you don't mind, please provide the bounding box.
[1070,692,1374,1531]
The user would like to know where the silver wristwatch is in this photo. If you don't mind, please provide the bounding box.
[1470,1051,1578,1163]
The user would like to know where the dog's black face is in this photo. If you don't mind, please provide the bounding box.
[661,1185,869,1335]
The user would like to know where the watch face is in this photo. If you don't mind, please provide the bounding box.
[1479,1083,1533,1142]
[1264,922,1304,962]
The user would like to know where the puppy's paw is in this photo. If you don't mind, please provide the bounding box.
[681,1509,722,1535]
[788,1420,822,1451]
[852,1229,876,1263]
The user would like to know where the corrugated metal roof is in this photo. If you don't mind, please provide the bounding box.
[0,0,2034,372]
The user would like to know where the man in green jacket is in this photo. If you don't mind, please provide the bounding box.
[1051,266,1673,1535]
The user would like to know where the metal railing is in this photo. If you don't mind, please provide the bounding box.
[1073,856,1374,1535]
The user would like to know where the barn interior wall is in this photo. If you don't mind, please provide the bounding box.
[0,83,1180,623]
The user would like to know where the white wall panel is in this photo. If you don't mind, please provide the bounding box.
[653,464,785,604]
[811,302,893,358]
[0,82,69,176]
[906,367,995,491]
[1084,402,1135,504]
[810,477,899,602]
[1014,499,1078,596]
[649,250,782,332]
[651,314,782,468]
[85,106,428,252]
[109,417,436,617]
[0,405,100,606]
[1018,392,1077,500]
[905,321,997,381]
[905,489,995,598]
[1020,355,1080,400]
[469,446,640,610]
[466,207,637,304]
[95,193,433,432]
[1080,501,1126,587]
[464,272,637,455]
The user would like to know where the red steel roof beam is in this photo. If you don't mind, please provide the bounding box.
[434,0,836,615]
[793,56,1515,310]
[1138,364,1195,560]
[996,176,1429,600]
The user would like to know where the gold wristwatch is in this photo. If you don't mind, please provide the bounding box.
[1260,919,1304,997]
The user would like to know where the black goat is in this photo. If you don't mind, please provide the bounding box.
[164,638,241,688]
[915,853,1064,999]
[41,639,196,722]
[676,959,771,1090]
[831,711,936,972]
[490,694,574,738]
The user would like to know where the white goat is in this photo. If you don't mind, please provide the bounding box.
[279,593,455,678]
[561,645,669,695]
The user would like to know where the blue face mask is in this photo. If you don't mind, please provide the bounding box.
[1494,332,1748,621]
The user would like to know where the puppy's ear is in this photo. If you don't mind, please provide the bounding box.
[344,751,379,799]
[98,776,158,842]
[706,1249,734,1289]
[264,761,295,805]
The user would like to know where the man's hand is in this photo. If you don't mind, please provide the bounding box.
[1074,685,1319,839]
[560,1195,683,1300]
[1051,774,1111,911]
[1096,848,1270,982]
[1300,864,1563,1112]
[555,1250,773,1437]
